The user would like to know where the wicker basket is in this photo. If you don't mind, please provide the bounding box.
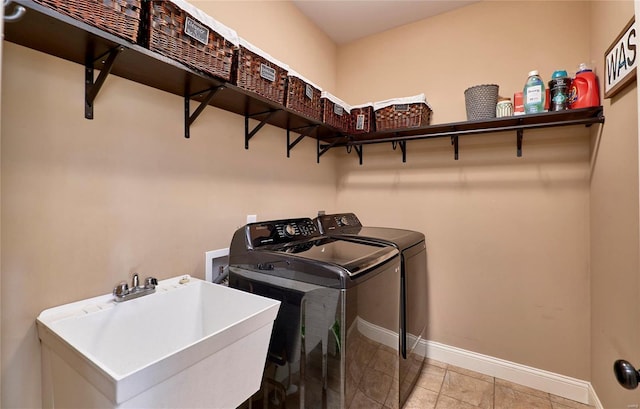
[464,84,499,121]
[32,0,142,43]
[349,104,375,134]
[146,1,236,81]
[321,92,351,132]
[285,74,322,121]
[233,43,288,105]
[374,95,432,131]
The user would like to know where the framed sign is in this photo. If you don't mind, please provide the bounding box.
[604,16,637,99]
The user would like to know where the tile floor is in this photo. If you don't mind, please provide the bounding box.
[243,328,595,409]
[403,359,595,409]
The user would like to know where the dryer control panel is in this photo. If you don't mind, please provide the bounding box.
[247,218,320,248]
[316,213,362,233]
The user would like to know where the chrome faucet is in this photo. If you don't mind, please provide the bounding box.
[113,274,158,302]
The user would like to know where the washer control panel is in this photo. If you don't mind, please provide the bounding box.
[247,218,320,247]
[316,213,362,233]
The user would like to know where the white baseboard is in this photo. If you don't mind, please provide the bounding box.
[356,317,602,407]
[588,384,605,409]
[425,340,600,406]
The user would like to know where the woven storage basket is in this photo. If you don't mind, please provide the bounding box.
[234,42,288,105]
[32,0,142,43]
[464,84,499,120]
[285,74,322,121]
[321,92,352,132]
[374,95,432,131]
[349,104,375,134]
[147,1,236,81]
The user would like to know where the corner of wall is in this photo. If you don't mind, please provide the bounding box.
[588,1,640,407]
[1,3,5,406]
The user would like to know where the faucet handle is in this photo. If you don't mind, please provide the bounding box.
[113,281,129,297]
[144,277,158,289]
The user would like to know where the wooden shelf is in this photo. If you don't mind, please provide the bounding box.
[3,1,340,141]
[322,106,605,162]
[343,106,604,144]
[3,1,605,164]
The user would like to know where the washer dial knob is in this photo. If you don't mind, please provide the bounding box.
[284,224,297,237]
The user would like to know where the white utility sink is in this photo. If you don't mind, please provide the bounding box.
[36,275,280,408]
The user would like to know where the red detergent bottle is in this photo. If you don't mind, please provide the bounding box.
[569,63,600,109]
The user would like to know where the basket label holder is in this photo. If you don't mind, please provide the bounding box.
[260,64,277,82]
[85,46,124,120]
[184,17,209,45]
[305,84,314,99]
[184,85,225,138]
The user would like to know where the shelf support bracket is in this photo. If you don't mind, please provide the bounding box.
[516,129,524,157]
[245,109,281,149]
[85,46,124,120]
[392,141,407,163]
[317,137,342,163]
[287,125,318,157]
[354,144,363,165]
[451,135,459,160]
[184,86,224,139]
[343,138,363,164]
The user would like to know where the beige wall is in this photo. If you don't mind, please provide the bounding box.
[336,1,592,124]
[335,1,593,379]
[0,2,337,407]
[0,1,4,405]
[2,0,639,408]
[589,1,639,408]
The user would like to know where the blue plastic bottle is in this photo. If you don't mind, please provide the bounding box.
[523,70,545,114]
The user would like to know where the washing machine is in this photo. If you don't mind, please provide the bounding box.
[228,218,402,409]
[315,213,427,406]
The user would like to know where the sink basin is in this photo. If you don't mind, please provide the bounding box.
[36,275,280,408]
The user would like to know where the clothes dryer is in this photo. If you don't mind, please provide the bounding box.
[315,213,428,406]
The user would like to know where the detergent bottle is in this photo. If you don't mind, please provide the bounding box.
[568,63,600,109]
[548,70,571,111]
[523,70,545,114]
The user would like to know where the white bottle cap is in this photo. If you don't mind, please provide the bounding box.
[528,70,539,76]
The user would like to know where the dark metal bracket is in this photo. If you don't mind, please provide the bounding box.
[245,109,281,149]
[184,86,224,139]
[451,135,459,160]
[343,143,363,164]
[85,46,124,119]
[517,129,524,157]
[354,144,363,165]
[392,141,407,162]
[287,125,318,157]
[317,137,343,163]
